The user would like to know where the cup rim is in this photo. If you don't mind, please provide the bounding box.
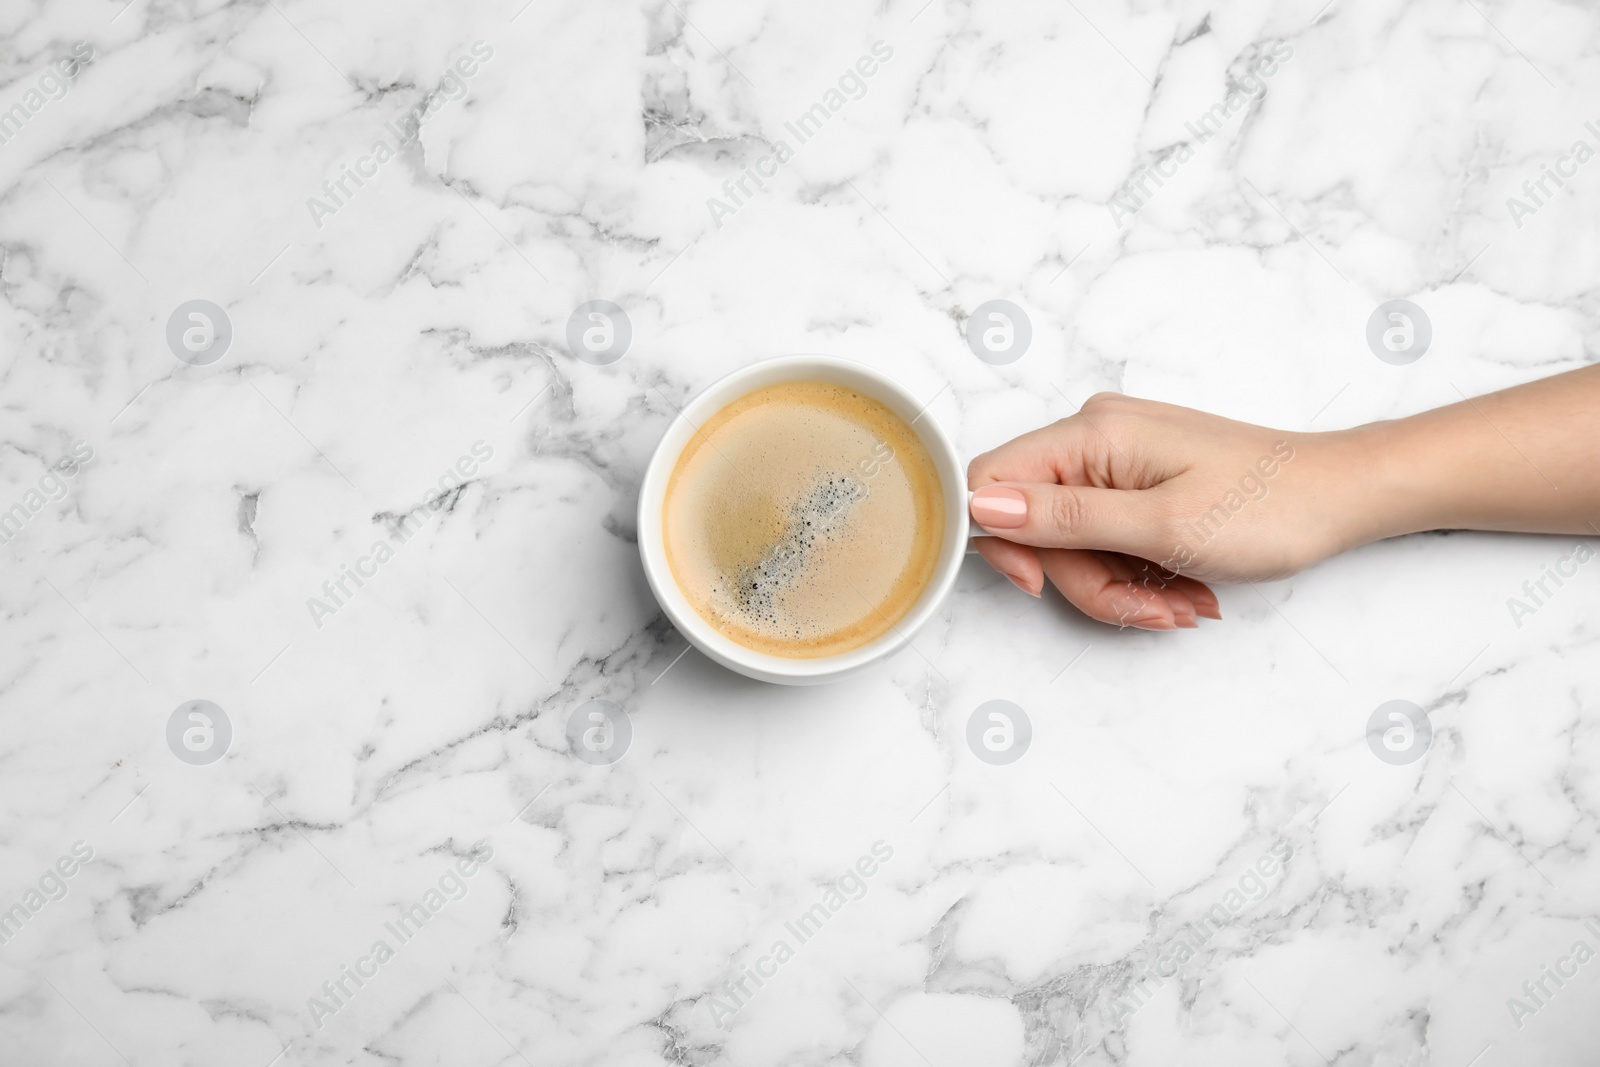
[637,354,968,684]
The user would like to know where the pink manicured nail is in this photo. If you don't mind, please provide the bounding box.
[1005,573,1041,597]
[970,486,1027,529]
[1111,595,1176,631]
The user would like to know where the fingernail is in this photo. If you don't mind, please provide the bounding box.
[1005,573,1041,597]
[1197,604,1222,621]
[970,486,1027,529]
[1174,609,1199,629]
[1112,597,1176,630]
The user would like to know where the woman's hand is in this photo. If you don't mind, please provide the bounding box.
[968,367,1600,630]
[967,393,1370,630]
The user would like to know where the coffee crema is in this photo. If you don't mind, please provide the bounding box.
[662,381,944,658]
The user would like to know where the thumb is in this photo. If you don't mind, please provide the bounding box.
[969,482,1169,559]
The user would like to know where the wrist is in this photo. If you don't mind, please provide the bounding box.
[1314,419,1440,550]
[1329,415,1464,546]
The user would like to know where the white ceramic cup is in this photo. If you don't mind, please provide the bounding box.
[637,354,972,685]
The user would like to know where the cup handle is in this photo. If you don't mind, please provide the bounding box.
[965,491,995,553]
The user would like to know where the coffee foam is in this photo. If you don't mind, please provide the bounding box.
[663,381,944,658]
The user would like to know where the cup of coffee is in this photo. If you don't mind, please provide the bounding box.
[638,355,971,684]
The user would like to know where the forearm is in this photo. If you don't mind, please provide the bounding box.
[1347,364,1600,544]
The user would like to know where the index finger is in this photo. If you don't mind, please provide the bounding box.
[967,414,1116,490]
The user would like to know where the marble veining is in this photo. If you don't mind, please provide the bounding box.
[0,0,1597,1065]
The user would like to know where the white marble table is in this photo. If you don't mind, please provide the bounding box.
[2,1,1597,1064]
